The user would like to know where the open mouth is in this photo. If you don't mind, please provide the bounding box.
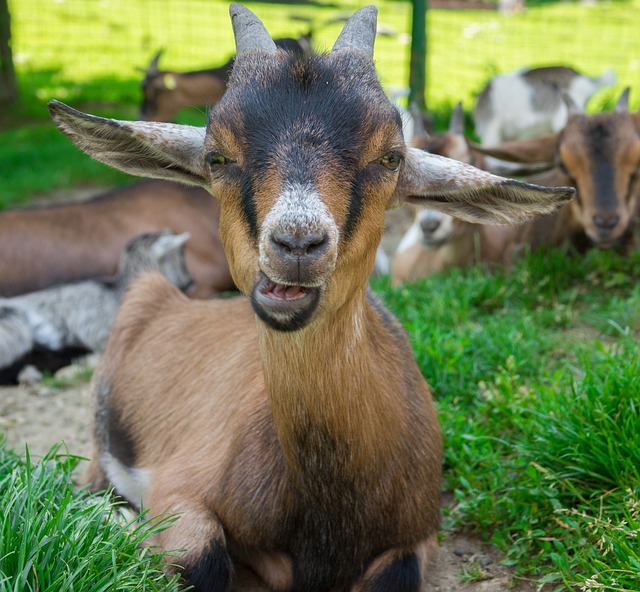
[250,273,321,332]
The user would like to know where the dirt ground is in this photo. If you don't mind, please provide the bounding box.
[0,190,537,591]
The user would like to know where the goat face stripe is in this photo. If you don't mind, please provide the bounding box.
[240,172,260,241]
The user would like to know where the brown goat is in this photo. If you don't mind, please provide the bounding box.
[0,180,233,299]
[48,5,573,590]
[391,209,514,285]
[391,104,514,284]
[472,88,640,252]
[139,36,314,122]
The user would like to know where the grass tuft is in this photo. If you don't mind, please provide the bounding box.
[0,442,182,591]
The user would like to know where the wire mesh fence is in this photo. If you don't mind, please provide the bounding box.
[6,0,639,124]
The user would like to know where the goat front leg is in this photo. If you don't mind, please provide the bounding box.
[350,538,438,592]
[148,493,232,592]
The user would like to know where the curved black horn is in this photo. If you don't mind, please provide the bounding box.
[615,87,630,112]
[230,3,277,57]
[331,5,377,58]
[147,50,163,74]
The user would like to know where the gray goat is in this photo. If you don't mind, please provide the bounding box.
[0,230,192,383]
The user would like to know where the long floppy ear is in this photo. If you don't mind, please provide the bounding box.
[393,147,574,225]
[469,132,560,165]
[47,100,209,188]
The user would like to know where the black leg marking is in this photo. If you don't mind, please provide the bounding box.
[181,539,232,592]
[366,552,421,592]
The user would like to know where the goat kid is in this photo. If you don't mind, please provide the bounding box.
[48,5,574,591]
[391,209,514,285]
[139,35,314,122]
[0,179,233,299]
[473,65,616,146]
[0,231,192,385]
[472,88,640,252]
[391,103,514,284]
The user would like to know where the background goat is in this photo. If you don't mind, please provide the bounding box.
[472,88,640,253]
[390,103,514,284]
[391,209,514,285]
[48,4,573,590]
[139,35,314,122]
[473,65,616,146]
[0,179,233,299]
[0,230,192,385]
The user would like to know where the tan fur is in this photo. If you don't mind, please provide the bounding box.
[88,272,442,589]
[472,94,640,250]
[49,7,573,590]
[391,217,514,285]
[0,180,233,298]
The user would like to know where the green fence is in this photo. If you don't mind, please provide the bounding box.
[7,0,640,124]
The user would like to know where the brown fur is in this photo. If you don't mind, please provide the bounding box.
[88,273,442,590]
[142,70,228,122]
[472,93,640,251]
[391,217,514,285]
[0,180,234,298]
[48,6,574,590]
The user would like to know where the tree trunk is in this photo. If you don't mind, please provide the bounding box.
[0,0,18,104]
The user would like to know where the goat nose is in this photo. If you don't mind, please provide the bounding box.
[271,230,329,259]
[420,219,441,235]
[593,213,619,230]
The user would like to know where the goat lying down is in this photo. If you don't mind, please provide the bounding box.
[473,65,616,145]
[391,209,514,285]
[0,180,233,299]
[139,35,314,122]
[48,5,573,590]
[0,231,192,385]
[472,88,640,253]
[390,103,514,284]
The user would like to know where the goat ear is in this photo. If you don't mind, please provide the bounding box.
[48,101,208,187]
[393,147,575,225]
[469,132,559,165]
[152,232,191,259]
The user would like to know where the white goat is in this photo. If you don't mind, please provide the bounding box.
[473,65,616,145]
[0,231,192,384]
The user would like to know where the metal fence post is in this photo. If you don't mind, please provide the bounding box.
[408,0,427,112]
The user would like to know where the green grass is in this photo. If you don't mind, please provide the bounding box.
[371,246,640,590]
[0,443,182,591]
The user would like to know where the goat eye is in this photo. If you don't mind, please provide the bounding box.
[206,153,230,168]
[379,152,402,171]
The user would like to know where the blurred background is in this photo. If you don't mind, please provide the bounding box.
[1,0,638,205]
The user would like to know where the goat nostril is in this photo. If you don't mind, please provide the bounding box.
[271,230,328,257]
[593,214,620,230]
[420,220,440,235]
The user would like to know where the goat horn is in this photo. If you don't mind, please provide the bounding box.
[147,50,163,73]
[409,102,426,139]
[615,87,630,112]
[448,102,465,135]
[331,5,377,58]
[230,3,277,57]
